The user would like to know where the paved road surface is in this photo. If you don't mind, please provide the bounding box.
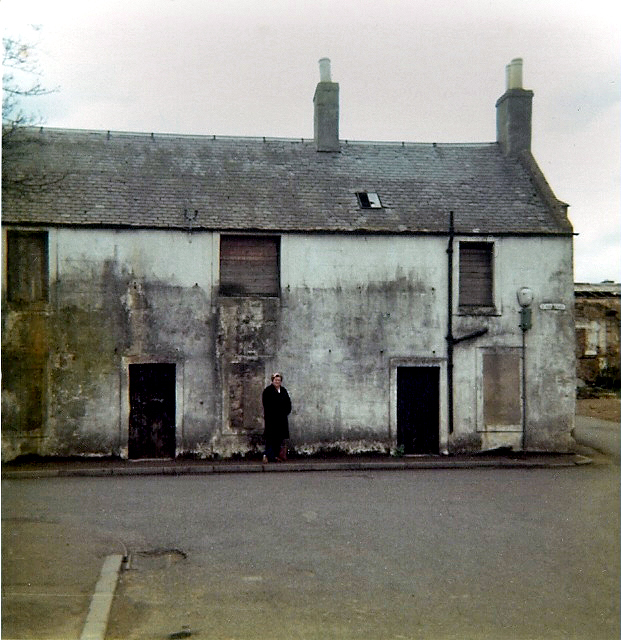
[2,454,619,639]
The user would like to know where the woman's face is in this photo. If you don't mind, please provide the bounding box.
[272,375,282,389]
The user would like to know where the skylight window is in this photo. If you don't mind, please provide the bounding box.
[356,192,382,209]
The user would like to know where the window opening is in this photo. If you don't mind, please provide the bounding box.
[356,192,382,209]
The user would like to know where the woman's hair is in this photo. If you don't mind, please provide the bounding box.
[271,372,283,381]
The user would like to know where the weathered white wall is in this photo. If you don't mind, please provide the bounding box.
[279,233,574,452]
[279,234,447,450]
[15,228,218,458]
[56,228,216,287]
[450,235,575,450]
[2,227,575,460]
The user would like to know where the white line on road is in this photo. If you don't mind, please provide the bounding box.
[80,554,124,640]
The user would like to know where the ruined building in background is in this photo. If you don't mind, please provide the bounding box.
[1,58,575,461]
[574,282,620,387]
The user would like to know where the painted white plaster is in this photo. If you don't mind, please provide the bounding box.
[2,226,575,458]
[284,234,447,289]
[56,228,216,290]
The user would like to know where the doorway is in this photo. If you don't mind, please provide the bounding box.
[397,366,440,454]
[128,363,176,459]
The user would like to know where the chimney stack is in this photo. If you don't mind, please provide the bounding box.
[314,58,340,152]
[496,58,533,156]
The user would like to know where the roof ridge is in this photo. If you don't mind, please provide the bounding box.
[24,126,497,148]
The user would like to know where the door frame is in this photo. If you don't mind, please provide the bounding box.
[120,356,184,459]
[389,357,447,454]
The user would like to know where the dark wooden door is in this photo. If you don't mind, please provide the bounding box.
[129,363,176,459]
[397,366,440,454]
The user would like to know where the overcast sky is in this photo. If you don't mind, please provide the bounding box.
[3,0,619,283]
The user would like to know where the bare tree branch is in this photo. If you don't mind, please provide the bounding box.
[2,27,67,196]
[3,27,57,132]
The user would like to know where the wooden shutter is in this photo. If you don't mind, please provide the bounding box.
[7,231,49,303]
[459,242,493,307]
[220,235,279,296]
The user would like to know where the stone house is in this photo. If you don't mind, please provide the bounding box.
[574,282,620,386]
[1,58,575,461]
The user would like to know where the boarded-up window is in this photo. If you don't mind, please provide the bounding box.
[459,242,493,307]
[228,361,264,433]
[483,350,521,427]
[7,230,49,304]
[1,356,46,432]
[220,235,280,296]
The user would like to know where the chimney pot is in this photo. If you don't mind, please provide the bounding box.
[506,58,523,90]
[319,57,332,82]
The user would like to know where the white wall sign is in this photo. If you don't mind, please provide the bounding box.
[539,303,566,311]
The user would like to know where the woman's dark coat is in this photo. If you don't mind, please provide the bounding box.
[262,384,291,443]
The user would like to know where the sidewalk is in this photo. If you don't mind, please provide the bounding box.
[2,451,593,479]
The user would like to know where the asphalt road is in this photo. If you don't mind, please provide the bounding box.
[2,456,619,639]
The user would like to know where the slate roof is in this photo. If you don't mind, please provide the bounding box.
[2,127,572,235]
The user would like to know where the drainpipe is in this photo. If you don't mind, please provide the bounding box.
[521,328,527,448]
[447,210,490,439]
[446,212,455,434]
[517,287,533,449]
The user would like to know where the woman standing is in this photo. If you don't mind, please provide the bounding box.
[262,372,291,463]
